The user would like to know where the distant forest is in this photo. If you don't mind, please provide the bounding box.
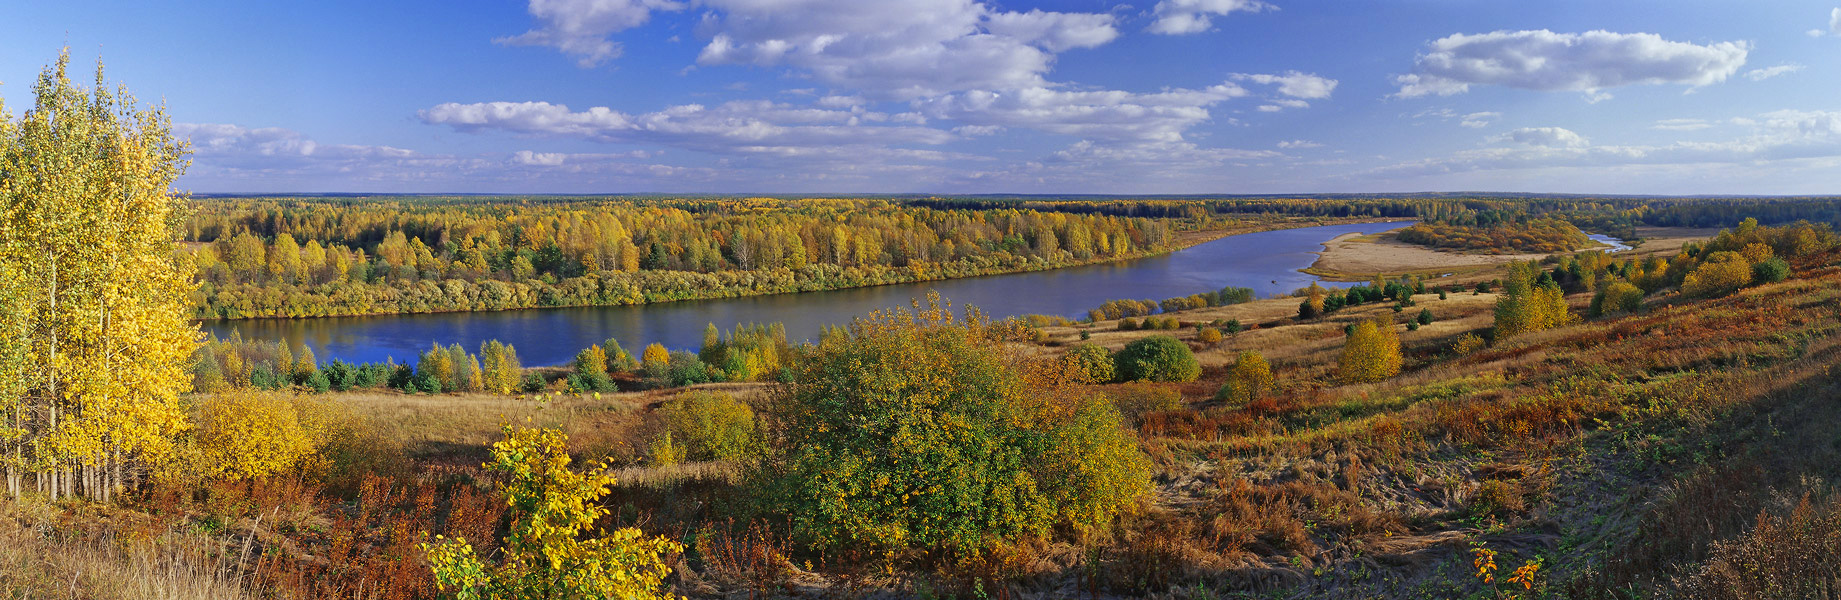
[180,194,1841,319]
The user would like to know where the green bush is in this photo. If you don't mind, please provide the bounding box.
[1753,256,1790,283]
[664,351,712,386]
[657,391,757,462]
[757,297,1149,556]
[1117,317,1139,331]
[1114,335,1200,382]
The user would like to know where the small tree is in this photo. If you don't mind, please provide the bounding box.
[641,343,670,369]
[1114,335,1200,382]
[1416,308,1434,326]
[424,426,681,599]
[1215,350,1272,407]
[1339,319,1401,383]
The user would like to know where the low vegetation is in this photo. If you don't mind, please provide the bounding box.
[13,53,1841,600]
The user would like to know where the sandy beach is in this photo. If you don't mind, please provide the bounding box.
[1310,227,1720,276]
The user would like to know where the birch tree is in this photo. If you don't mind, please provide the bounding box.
[0,51,198,500]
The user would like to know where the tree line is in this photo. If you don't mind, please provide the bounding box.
[183,197,1177,319]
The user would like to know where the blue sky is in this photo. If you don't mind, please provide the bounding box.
[2,0,1837,194]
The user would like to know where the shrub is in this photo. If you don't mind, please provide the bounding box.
[1416,308,1434,325]
[1752,256,1790,284]
[1682,253,1754,298]
[1117,317,1139,331]
[168,391,317,482]
[757,295,1150,556]
[1451,333,1487,355]
[647,432,685,467]
[304,370,332,394]
[1079,330,1091,340]
[657,391,757,461]
[664,351,712,386]
[1114,335,1200,382]
[1106,382,1184,425]
[1598,281,1644,315]
[1061,344,1116,384]
[422,426,683,599]
[1196,327,1223,344]
[1215,350,1272,408]
[1339,319,1401,383]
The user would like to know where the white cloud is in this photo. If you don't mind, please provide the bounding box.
[1393,30,1749,99]
[420,99,957,155]
[983,9,1120,52]
[1366,110,1841,180]
[1146,0,1272,35]
[497,0,687,67]
[693,0,1118,99]
[915,83,1248,142]
[1744,64,1804,81]
[1459,112,1499,128]
[1232,71,1338,99]
[1653,118,1713,131]
[1833,7,1841,34]
[1499,127,1590,148]
[1277,139,1321,149]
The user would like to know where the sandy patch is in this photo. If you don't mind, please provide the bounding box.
[1309,232,1549,276]
[1310,226,1718,276]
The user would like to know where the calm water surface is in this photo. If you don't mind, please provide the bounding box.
[206,221,1417,365]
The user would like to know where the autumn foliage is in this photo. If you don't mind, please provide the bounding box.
[757,294,1149,556]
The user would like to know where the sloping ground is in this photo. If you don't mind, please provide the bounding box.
[1086,249,1841,597]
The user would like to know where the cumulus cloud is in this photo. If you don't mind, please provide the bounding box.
[1393,30,1749,99]
[1277,139,1322,149]
[1744,64,1805,81]
[1232,71,1338,99]
[1146,0,1272,35]
[1823,8,1841,36]
[915,83,1248,142]
[420,99,956,154]
[983,9,1120,52]
[693,0,1118,99]
[1499,127,1590,148]
[497,0,687,67]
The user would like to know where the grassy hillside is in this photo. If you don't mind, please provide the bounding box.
[5,224,1840,599]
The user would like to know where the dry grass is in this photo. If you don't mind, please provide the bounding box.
[0,500,253,600]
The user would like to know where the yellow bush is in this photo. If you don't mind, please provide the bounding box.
[172,391,318,482]
[1682,252,1754,298]
[1339,319,1402,384]
[423,426,682,599]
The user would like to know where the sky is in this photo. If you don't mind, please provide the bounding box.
[1,0,1837,195]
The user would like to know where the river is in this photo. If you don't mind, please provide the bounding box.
[204,221,1418,366]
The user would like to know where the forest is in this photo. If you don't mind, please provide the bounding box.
[181,196,1189,319]
[14,53,1841,600]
